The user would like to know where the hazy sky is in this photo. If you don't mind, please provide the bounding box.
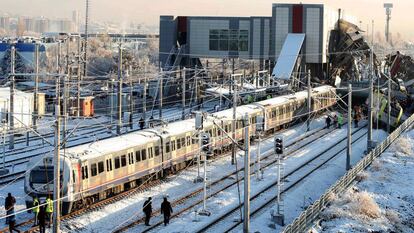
[2,0,413,40]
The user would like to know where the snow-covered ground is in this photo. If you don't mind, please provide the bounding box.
[0,114,390,233]
[312,129,414,233]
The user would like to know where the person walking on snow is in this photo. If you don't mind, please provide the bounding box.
[325,115,332,129]
[338,113,343,129]
[32,196,40,226]
[45,196,53,228]
[143,197,152,226]
[161,197,173,226]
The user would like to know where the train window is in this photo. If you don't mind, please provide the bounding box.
[81,166,88,180]
[106,159,113,171]
[171,140,176,151]
[218,128,221,136]
[166,142,170,153]
[177,138,181,150]
[141,149,147,160]
[186,136,191,146]
[155,146,160,156]
[98,162,104,173]
[128,153,134,164]
[181,137,186,147]
[72,170,76,182]
[121,155,127,166]
[138,151,142,161]
[91,163,97,177]
[115,157,120,169]
[192,137,197,145]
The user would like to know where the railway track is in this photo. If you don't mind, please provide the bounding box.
[0,105,216,186]
[5,123,327,233]
[113,126,341,232]
[196,127,367,233]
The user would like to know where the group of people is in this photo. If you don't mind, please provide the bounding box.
[4,193,54,233]
[325,113,343,129]
[32,196,54,233]
[143,197,173,227]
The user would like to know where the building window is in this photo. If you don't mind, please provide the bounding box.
[209,29,249,52]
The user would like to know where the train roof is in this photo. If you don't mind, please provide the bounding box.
[256,85,334,107]
[64,130,159,161]
[211,104,262,121]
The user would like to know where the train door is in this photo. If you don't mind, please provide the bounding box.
[105,154,114,184]
[72,161,81,196]
[163,137,172,168]
[80,160,90,193]
[147,143,155,173]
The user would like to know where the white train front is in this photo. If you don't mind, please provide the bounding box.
[25,85,336,214]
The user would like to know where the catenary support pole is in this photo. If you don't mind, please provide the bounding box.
[129,72,133,129]
[243,113,250,233]
[33,43,39,130]
[307,69,312,132]
[77,36,81,117]
[387,75,391,133]
[9,46,15,150]
[367,48,374,151]
[159,69,163,119]
[181,68,185,120]
[53,103,61,233]
[231,75,237,165]
[256,132,261,180]
[143,73,147,127]
[347,84,352,170]
[117,43,123,135]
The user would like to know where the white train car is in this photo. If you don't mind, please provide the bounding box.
[25,85,336,214]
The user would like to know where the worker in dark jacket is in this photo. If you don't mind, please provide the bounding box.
[160,197,173,226]
[139,117,145,129]
[325,115,332,129]
[5,193,16,211]
[37,206,46,233]
[143,197,152,226]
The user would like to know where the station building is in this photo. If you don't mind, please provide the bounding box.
[159,3,357,78]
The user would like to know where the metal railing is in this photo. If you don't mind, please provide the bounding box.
[282,112,414,233]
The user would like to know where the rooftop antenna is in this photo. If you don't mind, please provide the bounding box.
[384,3,393,44]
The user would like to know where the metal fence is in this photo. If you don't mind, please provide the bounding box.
[282,112,414,233]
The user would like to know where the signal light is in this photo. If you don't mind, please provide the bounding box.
[274,137,283,155]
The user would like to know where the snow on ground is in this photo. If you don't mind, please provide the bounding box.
[311,129,414,233]
[59,116,327,233]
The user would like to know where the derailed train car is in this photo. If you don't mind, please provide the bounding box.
[24,85,336,214]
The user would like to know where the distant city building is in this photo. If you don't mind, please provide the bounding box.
[0,16,10,31]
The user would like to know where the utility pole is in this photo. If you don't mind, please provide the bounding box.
[117,43,123,135]
[53,101,61,233]
[181,68,186,120]
[347,84,352,170]
[387,75,391,133]
[243,113,250,233]
[110,79,114,133]
[77,36,81,117]
[307,69,312,132]
[33,43,39,130]
[231,75,238,165]
[83,0,89,77]
[195,75,198,109]
[367,48,374,151]
[159,69,163,119]
[9,46,15,150]
[129,76,133,130]
[142,73,147,127]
